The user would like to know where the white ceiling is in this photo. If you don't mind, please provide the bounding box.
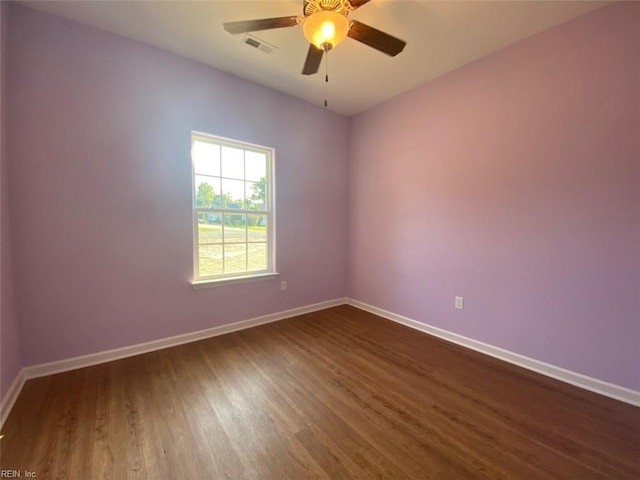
[19,0,610,116]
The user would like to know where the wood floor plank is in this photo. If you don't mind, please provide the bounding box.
[281,315,525,479]
[1,305,638,479]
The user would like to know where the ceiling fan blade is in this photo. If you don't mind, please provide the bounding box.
[349,0,372,9]
[302,44,324,75]
[348,20,406,57]
[223,16,299,34]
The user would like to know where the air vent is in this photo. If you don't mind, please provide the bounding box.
[242,34,278,55]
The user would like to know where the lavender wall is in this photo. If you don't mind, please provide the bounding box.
[6,4,349,366]
[349,2,640,390]
[1,2,23,400]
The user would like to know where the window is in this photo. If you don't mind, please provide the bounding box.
[191,132,275,284]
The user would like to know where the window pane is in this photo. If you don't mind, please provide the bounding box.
[194,176,220,208]
[223,215,246,244]
[248,243,267,271]
[221,178,245,208]
[198,218,222,243]
[221,146,244,180]
[247,215,267,242]
[199,244,223,276]
[224,244,247,274]
[246,180,266,211]
[193,141,220,176]
[245,151,266,181]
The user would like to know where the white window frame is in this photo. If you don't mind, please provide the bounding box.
[191,131,277,287]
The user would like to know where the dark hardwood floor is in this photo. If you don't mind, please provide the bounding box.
[1,305,638,479]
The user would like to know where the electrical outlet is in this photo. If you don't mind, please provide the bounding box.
[455,296,464,310]
[281,281,287,291]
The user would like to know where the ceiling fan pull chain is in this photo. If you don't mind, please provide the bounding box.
[324,48,329,108]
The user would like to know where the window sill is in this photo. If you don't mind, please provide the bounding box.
[191,272,280,289]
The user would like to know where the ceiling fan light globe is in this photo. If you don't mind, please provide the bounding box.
[303,10,350,50]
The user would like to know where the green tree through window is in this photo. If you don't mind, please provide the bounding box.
[195,182,215,208]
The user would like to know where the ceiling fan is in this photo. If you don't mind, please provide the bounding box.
[223,0,407,76]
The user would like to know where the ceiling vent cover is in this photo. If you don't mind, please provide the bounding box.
[242,34,278,55]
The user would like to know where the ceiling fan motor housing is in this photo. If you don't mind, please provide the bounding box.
[303,0,353,18]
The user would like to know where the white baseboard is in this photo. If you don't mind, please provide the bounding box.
[0,297,346,427]
[1,369,26,428]
[347,298,640,407]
